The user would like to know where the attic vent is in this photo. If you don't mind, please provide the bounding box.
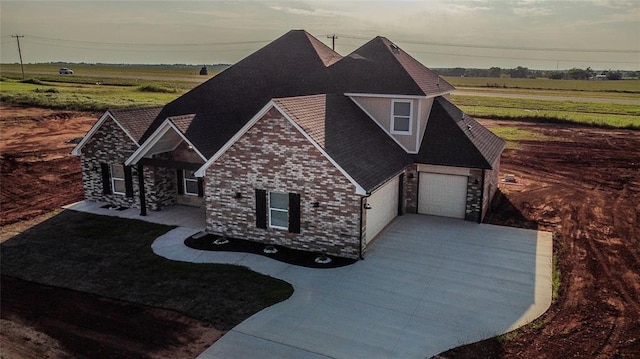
[389,43,400,54]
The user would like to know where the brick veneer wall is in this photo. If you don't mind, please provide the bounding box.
[80,117,140,208]
[403,164,419,214]
[204,108,362,259]
[144,152,177,210]
[465,169,483,222]
[481,157,501,221]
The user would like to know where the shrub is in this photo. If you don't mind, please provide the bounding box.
[21,78,45,85]
[137,83,177,93]
[34,88,59,93]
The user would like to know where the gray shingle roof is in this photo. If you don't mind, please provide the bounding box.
[274,94,412,192]
[329,36,455,96]
[142,30,339,157]
[104,31,501,192]
[108,106,163,143]
[167,114,196,134]
[416,97,505,169]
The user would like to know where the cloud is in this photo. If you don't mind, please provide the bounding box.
[512,6,553,16]
[269,6,350,18]
[591,0,637,8]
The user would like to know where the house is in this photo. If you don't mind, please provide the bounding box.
[72,30,504,259]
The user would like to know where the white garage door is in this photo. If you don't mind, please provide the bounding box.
[418,172,467,219]
[365,176,399,244]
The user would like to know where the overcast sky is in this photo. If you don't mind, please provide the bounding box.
[1,0,638,70]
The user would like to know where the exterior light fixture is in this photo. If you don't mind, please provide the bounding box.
[234,192,242,199]
[365,203,372,210]
[312,201,320,208]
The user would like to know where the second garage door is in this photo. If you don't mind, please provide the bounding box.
[418,172,468,219]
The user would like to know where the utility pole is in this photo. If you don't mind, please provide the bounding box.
[327,34,338,51]
[12,35,25,80]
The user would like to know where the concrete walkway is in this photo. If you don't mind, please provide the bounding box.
[66,201,552,357]
[148,213,552,359]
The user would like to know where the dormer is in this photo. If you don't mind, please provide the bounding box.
[347,94,435,153]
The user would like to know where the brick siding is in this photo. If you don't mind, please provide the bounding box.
[204,107,362,259]
[80,117,140,208]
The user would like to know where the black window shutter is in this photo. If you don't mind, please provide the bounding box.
[100,163,112,195]
[288,193,301,233]
[197,178,204,197]
[255,189,267,229]
[176,169,184,195]
[124,165,134,198]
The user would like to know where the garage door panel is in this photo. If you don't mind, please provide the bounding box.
[418,173,467,219]
[365,176,399,244]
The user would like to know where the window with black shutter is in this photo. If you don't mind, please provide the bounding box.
[255,189,267,229]
[100,163,112,195]
[288,193,301,233]
[176,169,184,195]
[124,165,134,198]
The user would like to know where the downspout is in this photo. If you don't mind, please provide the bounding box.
[358,193,371,260]
[478,169,485,224]
[138,164,147,216]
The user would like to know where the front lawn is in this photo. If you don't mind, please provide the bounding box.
[0,210,293,330]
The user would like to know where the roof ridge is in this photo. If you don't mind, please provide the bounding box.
[376,37,456,96]
[304,32,343,67]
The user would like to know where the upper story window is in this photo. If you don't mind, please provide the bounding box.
[110,164,126,195]
[391,100,412,135]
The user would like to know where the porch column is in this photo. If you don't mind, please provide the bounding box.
[138,164,147,216]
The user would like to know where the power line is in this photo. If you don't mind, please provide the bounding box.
[24,35,271,47]
[11,34,25,80]
[327,34,338,51]
[403,48,640,65]
[336,34,640,54]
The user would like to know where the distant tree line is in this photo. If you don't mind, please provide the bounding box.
[434,66,637,80]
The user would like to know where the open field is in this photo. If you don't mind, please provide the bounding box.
[0,79,188,111]
[443,76,640,93]
[1,105,639,358]
[1,63,227,80]
[2,65,638,128]
[451,94,640,129]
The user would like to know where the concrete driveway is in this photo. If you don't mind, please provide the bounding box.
[152,214,552,359]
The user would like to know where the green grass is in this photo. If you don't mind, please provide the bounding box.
[0,211,294,330]
[488,126,556,149]
[0,79,189,111]
[443,76,640,93]
[452,95,640,116]
[451,95,640,129]
[1,63,227,79]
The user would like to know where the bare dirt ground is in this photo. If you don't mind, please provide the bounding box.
[438,120,640,358]
[0,105,96,227]
[1,106,639,358]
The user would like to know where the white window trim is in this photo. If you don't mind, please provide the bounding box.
[390,99,413,135]
[268,192,289,230]
[110,164,126,195]
[183,170,199,196]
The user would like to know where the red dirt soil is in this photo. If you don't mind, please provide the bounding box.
[1,106,639,358]
[437,120,640,358]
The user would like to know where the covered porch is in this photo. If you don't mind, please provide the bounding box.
[64,200,206,231]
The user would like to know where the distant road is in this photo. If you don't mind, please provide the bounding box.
[454,90,640,105]
[1,70,211,83]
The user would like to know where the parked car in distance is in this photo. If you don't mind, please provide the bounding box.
[59,68,74,74]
